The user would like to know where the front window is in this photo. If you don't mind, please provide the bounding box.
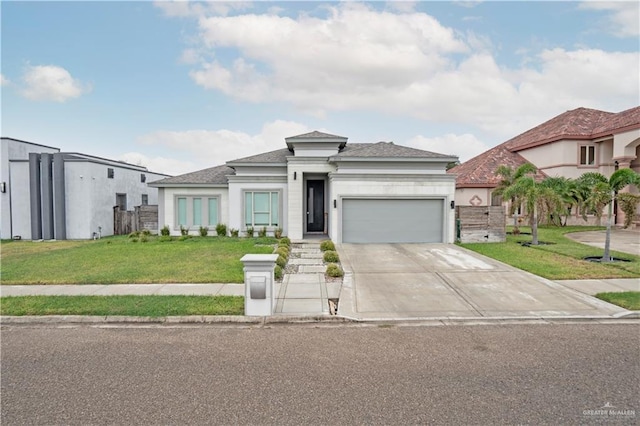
[176,196,220,229]
[245,191,279,227]
[579,145,595,166]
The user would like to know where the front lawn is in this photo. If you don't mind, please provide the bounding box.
[0,236,277,284]
[0,295,244,316]
[460,226,640,280]
[596,292,640,310]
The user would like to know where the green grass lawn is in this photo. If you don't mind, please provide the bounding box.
[0,295,244,316]
[0,235,277,284]
[595,292,640,310]
[461,226,640,280]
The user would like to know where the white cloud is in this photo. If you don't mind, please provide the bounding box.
[136,120,312,174]
[21,65,91,102]
[386,1,417,13]
[0,74,9,86]
[405,133,489,162]
[162,2,638,140]
[580,1,639,38]
[119,152,195,177]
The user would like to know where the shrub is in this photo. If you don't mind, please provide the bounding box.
[274,227,283,239]
[275,247,289,259]
[199,226,208,237]
[323,250,340,263]
[160,225,170,236]
[179,235,192,241]
[258,226,267,238]
[279,237,291,246]
[245,226,254,237]
[326,263,344,278]
[230,228,239,238]
[140,235,149,243]
[180,225,189,236]
[276,255,287,269]
[130,238,139,243]
[274,265,283,280]
[141,229,152,236]
[216,223,227,237]
[159,235,172,242]
[320,240,335,251]
[128,231,140,239]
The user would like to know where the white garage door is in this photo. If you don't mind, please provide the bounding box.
[342,198,444,243]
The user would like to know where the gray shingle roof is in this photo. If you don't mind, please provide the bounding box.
[334,142,455,159]
[149,165,234,185]
[227,148,291,164]
[286,130,347,139]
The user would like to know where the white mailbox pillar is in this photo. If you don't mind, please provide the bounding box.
[240,254,279,316]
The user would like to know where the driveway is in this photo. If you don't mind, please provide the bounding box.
[565,228,640,256]
[337,244,627,320]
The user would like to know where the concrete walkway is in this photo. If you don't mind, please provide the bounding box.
[274,241,332,315]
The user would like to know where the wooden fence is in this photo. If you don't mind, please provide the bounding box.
[113,205,158,235]
[455,206,505,243]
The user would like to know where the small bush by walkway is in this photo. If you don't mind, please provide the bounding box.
[461,226,640,280]
[1,295,244,316]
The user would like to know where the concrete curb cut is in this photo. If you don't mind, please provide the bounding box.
[2,314,639,326]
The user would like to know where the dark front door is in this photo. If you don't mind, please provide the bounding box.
[306,180,325,232]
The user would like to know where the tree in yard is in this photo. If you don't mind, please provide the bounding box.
[582,169,640,262]
[500,163,554,245]
[575,173,609,225]
[494,164,533,231]
[540,176,578,226]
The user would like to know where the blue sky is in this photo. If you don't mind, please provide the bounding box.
[2,1,638,176]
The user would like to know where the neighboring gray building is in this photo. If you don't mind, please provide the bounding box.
[1,137,169,240]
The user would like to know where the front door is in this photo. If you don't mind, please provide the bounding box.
[306,180,325,232]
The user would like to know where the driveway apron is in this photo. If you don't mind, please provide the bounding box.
[337,244,627,320]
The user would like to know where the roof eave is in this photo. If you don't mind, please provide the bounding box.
[225,162,288,167]
[148,182,229,188]
[330,156,458,163]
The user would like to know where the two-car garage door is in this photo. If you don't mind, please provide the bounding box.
[342,198,444,243]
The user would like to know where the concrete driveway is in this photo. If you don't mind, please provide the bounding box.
[337,244,627,320]
[565,228,640,256]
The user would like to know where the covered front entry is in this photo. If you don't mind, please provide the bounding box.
[306,179,325,233]
[342,198,444,243]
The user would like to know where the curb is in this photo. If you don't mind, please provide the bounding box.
[2,314,639,326]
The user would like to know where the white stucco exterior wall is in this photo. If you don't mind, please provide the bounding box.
[454,187,493,207]
[65,161,165,239]
[1,139,59,239]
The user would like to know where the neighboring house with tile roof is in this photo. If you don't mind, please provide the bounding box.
[448,106,640,223]
[0,137,170,240]
[150,131,458,243]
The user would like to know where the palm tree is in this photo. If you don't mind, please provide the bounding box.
[540,176,578,226]
[501,163,552,245]
[576,173,609,225]
[583,169,640,262]
[494,164,533,231]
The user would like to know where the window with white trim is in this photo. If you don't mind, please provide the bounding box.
[244,191,279,228]
[175,196,219,229]
[579,145,595,166]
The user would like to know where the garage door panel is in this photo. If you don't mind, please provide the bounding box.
[342,199,443,243]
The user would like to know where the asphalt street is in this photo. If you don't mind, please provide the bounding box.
[2,323,638,425]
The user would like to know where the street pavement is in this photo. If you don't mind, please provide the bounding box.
[1,323,638,425]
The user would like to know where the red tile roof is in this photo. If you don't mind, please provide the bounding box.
[449,106,640,188]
